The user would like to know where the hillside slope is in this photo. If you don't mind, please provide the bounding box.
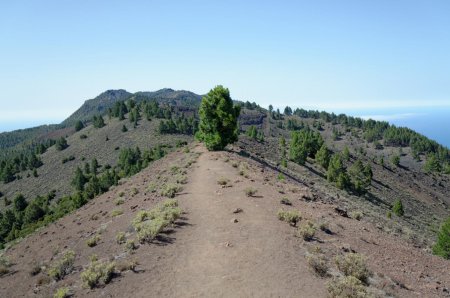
[0,115,192,202]
[62,88,201,127]
[1,143,449,297]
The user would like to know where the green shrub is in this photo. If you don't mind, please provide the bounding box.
[392,199,404,216]
[232,162,239,168]
[307,253,328,277]
[335,253,370,283]
[86,235,100,247]
[277,209,301,226]
[116,232,126,244]
[297,220,316,241]
[277,173,285,181]
[326,276,369,298]
[81,259,116,288]
[244,187,258,197]
[433,216,450,259]
[53,287,71,298]
[48,251,75,280]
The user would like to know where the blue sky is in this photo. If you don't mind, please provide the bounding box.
[1,0,450,132]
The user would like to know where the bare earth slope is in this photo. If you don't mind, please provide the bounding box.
[1,143,449,297]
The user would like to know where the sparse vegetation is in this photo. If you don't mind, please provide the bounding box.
[160,183,182,198]
[277,173,285,181]
[115,198,125,205]
[86,235,101,247]
[116,259,138,272]
[0,255,11,277]
[277,209,301,226]
[217,177,230,186]
[48,250,75,280]
[244,187,258,197]
[126,239,137,251]
[297,220,316,241]
[307,253,328,277]
[116,232,126,244]
[81,259,116,288]
[350,211,363,221]
[327,276,369,298]
[54,287,71,298]
[335,253,370,283]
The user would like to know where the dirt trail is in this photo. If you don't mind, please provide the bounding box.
[134,146,326,297]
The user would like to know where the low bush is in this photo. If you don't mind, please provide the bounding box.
[116,259,138,272]
[277,209,301,226]
[126,239,137,251]
[30,263,42,276]
[277,173,285,181]
[48,251,75,280]
[244,187,258,197]
[297,220,316,241]
[160,184,182,198]
[326,276,369,298]
[81,259,116,289]
[53,287,71,298]
[115,198,125,205]
[136,217,169,243]
[335,253,370,283]
[132,199,181,244]
[350,211,363,221]
[116,232,126,244]
[307,253,328,277]
[217,177,230,186]
[86,235,101,247]
[0,256,11,277]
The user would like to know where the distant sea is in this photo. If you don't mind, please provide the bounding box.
[328,106,450,148]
